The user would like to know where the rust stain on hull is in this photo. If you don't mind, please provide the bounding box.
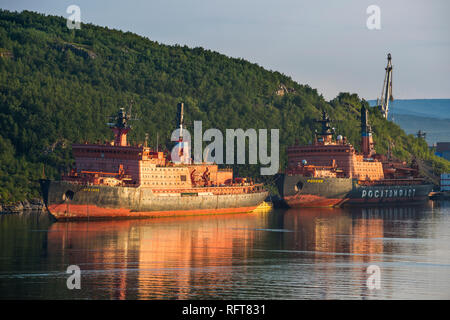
[284,194,344,207]
[48,204,261,220]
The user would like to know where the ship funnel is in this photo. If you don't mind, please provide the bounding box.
[173,102,191,164]
[361,105,375,156]
[177,102,184,142]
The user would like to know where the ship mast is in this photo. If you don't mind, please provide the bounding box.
[108,108,131,147]
[315,111,334,144]
[377,53,394,119]
[416,130,426,140]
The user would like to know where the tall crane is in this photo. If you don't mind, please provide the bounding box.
[377,53,394,119]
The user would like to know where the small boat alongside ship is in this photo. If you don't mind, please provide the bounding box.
[277,106,434,208]
[40,105,268,220]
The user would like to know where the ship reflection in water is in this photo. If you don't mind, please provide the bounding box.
[0,201,449,299]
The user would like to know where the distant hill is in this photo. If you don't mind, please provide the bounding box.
[368,99,450,144]
[0,10,449,204]
[369,99,450,119]
[392,114,450,145]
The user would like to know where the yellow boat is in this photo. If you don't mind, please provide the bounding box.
[253,201,273,211]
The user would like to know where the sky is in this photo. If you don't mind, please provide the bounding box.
[1,0,449,101]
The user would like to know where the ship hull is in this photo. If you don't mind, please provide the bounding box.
[277,174,433,208]
[40,180,268,220]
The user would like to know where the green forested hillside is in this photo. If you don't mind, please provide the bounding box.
[0,10,448,204]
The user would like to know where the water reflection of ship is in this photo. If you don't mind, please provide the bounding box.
[280,205,430,298]
[278,208,383,298]
[282,205,428,253]
[46,213,269,299]
[44,204,434,299]
[347,204,428,219]
[282,208,384,255]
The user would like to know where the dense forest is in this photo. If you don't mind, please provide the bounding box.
[0,10,449,204]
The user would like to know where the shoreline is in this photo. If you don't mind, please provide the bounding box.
[0,198,44,213]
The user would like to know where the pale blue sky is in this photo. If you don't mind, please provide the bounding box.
[1,0,449,100]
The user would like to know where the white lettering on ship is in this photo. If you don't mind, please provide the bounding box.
[361,188,416,199]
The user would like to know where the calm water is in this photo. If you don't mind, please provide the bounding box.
[1,201,449,300]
